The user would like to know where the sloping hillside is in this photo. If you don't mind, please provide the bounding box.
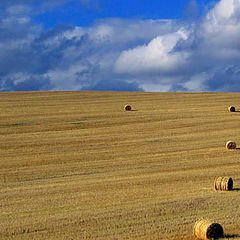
[1,91,240,239]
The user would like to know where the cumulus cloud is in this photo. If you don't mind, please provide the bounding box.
[114,0,240,92]
[2,0,240,92]
[115,28,189,74]
[0,5,179,91]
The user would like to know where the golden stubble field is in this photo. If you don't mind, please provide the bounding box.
[1,91,240,240]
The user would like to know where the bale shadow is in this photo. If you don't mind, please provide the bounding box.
[235,148,240,150]
[224,234,240,238]
[130,110,138,112]
[232,188,240,191]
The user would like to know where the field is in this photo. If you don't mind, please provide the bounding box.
[1,91,240,240]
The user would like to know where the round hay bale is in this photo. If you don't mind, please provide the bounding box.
[226,141,236,150]
[214,176,233,191]
[194,219,224,239]
[124,105,132,111]
[228,106,235,112]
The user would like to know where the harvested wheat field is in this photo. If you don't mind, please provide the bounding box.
[1,91,240,240]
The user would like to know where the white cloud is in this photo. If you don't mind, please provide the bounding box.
[115,28,189,74]
[63,26,85,40]
[208,0,235,20]
[182,73,209,91]
[89,24,113,42]
[45,65,89,91]
[113,0,240,92]
[6,5,31,15]
[139,83,172,92]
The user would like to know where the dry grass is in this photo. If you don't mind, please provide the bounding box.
[1,91,240,239]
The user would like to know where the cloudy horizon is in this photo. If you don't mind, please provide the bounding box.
[1,0,240,92]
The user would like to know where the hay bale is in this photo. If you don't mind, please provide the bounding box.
[226,141,236,150]
[124,105,132,111]
[214,176,233,191]
[194,219,224,239]
[228,106,235,112]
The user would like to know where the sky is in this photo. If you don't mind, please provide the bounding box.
[2,0,240,92]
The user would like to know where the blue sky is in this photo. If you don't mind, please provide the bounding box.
[2,0,240,92]
[33,0,214,28]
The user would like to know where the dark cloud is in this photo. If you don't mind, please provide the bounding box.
[82,79,143,91]
[1,74,53,92]
[206,65,240,92]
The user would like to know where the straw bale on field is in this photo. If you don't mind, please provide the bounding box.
[226,141,236,150]
[124,105,132,111]
[228,106,235,112]
[194,219,223,239]
[214,176,233,191]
